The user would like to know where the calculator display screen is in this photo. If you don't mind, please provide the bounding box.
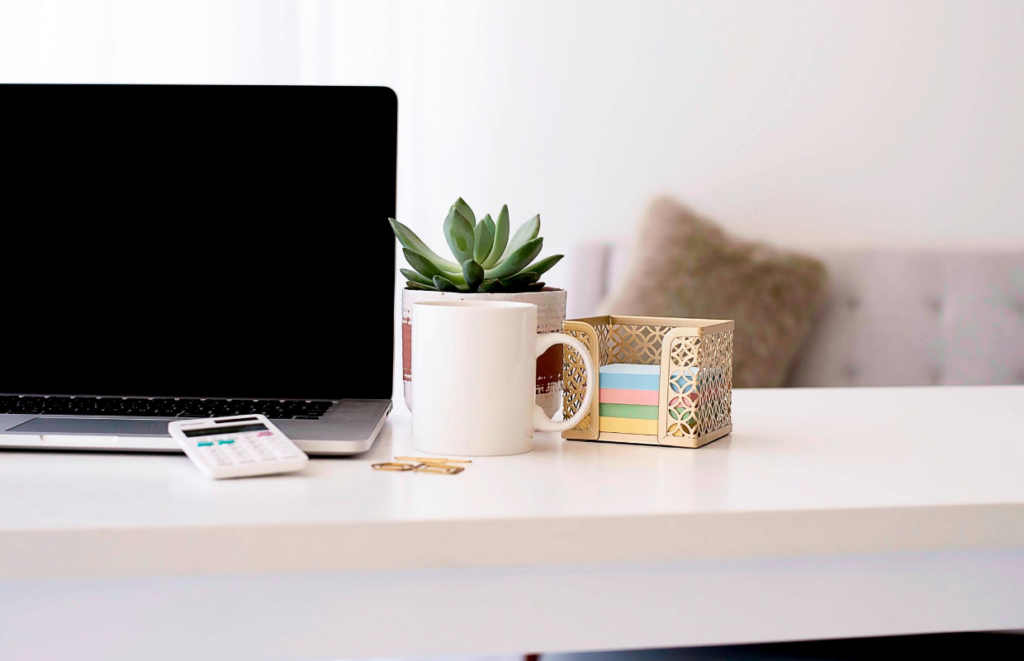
[183,424,268,437]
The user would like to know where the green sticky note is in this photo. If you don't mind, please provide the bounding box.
[598,403,659,420]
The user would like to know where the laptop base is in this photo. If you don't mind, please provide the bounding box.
[0,399,391,456]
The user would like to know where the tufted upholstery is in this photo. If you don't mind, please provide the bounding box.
[568,245,1024,387]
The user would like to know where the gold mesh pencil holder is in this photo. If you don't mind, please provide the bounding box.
[561,316,734,449]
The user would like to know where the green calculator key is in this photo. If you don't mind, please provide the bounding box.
[218,439,235,445]
[197,441,214,447]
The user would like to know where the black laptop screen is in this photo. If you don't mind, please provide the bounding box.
[1,84,396,400]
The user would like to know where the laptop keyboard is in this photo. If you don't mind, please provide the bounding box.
[0,396,334,420]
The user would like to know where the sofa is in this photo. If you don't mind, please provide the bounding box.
[568,244,1024,387]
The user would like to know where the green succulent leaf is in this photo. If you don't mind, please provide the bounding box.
[473,215,494,263]
[462,259,485,291]
[403,248,447,280]
[485,237,543,280]
[526,282,547,291]
[498,272,541,289]
[389,218,461,272]
[406,249,469,286]
[481,214,496,238]
[400,268,434,287]
[480,278,503,293]
[444,207,476,265]
[482,205,510,268]
[451,198,476,226]
[406,251,466,285]
[522,254,563,277]
[497,214,540,265]
[432,274,463,292]
[405,281,436,291]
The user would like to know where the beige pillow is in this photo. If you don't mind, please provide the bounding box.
[603,197,828,388]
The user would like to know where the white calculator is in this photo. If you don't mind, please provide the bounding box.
[168,414,309,480]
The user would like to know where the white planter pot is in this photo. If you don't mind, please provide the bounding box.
[401,287,567,417]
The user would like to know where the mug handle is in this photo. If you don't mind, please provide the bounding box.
[533,332,596,433]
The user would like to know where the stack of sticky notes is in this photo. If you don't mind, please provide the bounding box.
[598,363,661,435]
[599,363,702,435]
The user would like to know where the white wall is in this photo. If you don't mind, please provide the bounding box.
[3,0,1024,292]
[385,0,1024,293]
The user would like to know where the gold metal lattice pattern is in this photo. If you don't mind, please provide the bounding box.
[665,330,733,439]
[561,316,734,449]
[603,324,674,366]
[562,327,595,432]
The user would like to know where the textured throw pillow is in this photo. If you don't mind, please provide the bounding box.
[603,197,828,388]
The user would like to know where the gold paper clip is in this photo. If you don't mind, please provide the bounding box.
[394,456,472,465]
[372,462,416,472]
[414,463,465,475]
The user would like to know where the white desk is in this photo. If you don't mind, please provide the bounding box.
[1,386,1023,660]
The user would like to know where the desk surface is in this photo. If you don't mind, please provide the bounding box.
[2,386,1024,580]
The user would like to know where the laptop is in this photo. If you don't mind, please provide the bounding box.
[0,84,397,455]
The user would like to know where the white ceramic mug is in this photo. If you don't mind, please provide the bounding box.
[412,300,596,456]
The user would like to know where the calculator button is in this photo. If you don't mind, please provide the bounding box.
[257,431,273,437]
[197,441,214,447]
[218,439,235,445]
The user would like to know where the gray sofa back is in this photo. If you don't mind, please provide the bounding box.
[568,245,1024,387]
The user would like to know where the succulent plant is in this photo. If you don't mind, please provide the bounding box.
[389,198,563,293]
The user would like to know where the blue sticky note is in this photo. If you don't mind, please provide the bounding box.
[597,363,708,393]
[599,363,660,391]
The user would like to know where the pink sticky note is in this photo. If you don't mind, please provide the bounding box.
[599,388,660,406]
